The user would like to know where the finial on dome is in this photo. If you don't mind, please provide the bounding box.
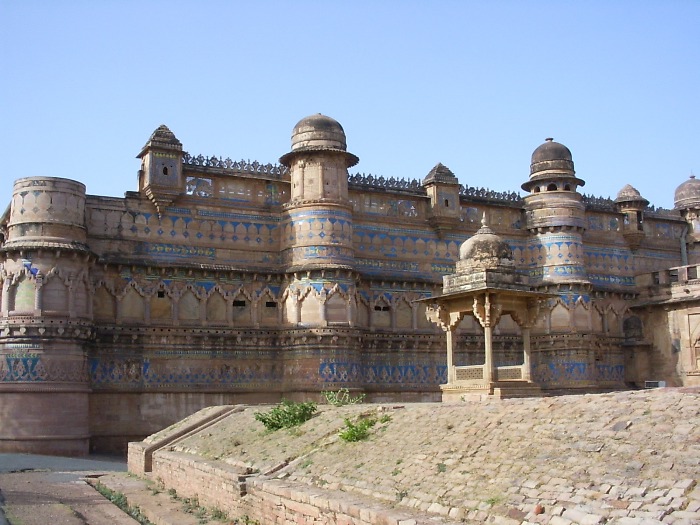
[481,212,487,227]
[545,137,554,142]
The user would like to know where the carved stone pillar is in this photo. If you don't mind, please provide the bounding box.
[522,327,532,382]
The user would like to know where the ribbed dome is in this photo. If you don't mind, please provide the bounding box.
[458,219,514,270]
[615,184,649,206]
[674,175,700,210]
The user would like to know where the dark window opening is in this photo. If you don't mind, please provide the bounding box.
[636,211,644,231]
[444,199,449,207]
[157,290,165,298]
[670,269,679,283]
[547,183,557,191]
[533,187,540,193]
[162,166,168,176]
[564,184,571,191]
[374,305,390,311]
[233,300,246,307]
[265,301,276,308]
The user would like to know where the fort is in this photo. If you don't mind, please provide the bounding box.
[1,114,699,456]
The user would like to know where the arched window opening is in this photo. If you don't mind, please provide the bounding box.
[547,183,558,192]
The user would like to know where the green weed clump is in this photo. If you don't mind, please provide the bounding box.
[254,399,317,430]
[322,387,366,406]
[339,417,377,442]
[93,482,153,525]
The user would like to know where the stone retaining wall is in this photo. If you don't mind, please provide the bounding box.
[150,450,456,525]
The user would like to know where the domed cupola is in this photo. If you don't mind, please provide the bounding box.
[615,184,649,251]
[279,114,358,274]
[522,138,585,193]
[443,216,525,294]
[521,138,589,289]
[674,175,700,211]
[280,114,358,167]
[457,218,514,272]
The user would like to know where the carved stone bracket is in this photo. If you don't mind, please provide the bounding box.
[425,303,463,331]
[472,293,502,329]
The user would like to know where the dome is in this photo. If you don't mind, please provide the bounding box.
[280,114,359,167]
[614,184,649,206]
[458,218,514,269]
[291,114,347,152]
[530,138,574,176]
[522,137,584,191]
[675,175,700,210]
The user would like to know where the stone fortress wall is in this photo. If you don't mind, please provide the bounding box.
[1,114,699,455]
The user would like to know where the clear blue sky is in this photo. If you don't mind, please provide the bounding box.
[1,1,698,211]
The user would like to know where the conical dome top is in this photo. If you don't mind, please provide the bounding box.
[615,184,649,206]
[137,124,182,158]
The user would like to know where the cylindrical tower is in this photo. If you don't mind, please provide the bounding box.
[674,175,700,255]
[0,177,94,455]
[521,138,590,289]
[279,114,359,273]
[614,184,649,251]
[278,115,362,395]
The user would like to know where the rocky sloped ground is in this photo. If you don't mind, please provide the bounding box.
[168,388,700,524]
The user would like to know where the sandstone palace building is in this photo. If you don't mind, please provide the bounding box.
[1,114,699,455]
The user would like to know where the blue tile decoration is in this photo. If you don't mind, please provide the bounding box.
[319,360,447,388]
[1,355,45,381]
[89,356,283,389]
[533,361,625,384]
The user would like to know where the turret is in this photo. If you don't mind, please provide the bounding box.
[137,125,184,216]
[279,114,358,272]
[674,175,700,243]
[521,138,589,289]
[0,177,94,455]
[614,184,649,251]
[423,163,461,238]
[278,114,359,332]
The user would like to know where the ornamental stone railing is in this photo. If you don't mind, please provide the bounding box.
[182,153,288,178]
[348,173,424,194]
[582,193,676,217]
[459,185,522,203]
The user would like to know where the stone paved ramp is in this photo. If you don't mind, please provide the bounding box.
[164,387,700,524]
[0,471,139,525]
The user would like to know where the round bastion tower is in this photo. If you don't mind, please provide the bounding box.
[279,114,359,326]
[0,177,94,455]
[278,115,361,395]
[521,139,591,294]
[674,175,700,264]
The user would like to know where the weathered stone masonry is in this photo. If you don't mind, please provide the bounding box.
[1,114,699,454]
